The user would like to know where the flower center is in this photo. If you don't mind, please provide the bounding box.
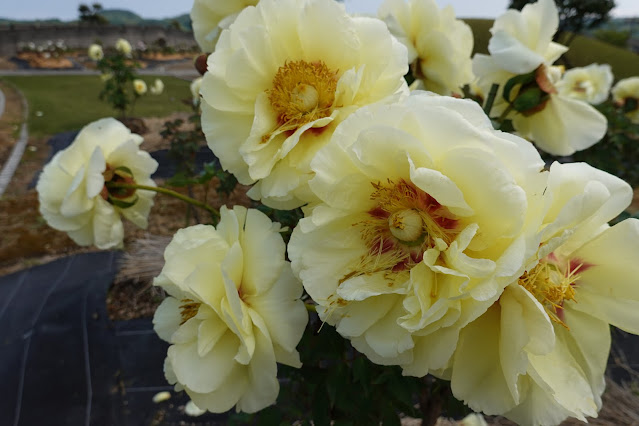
[101,164,139,207]
[179,299,201,325]
[268,60,337,131]
[341,179,459,284]
[517,254,587,328]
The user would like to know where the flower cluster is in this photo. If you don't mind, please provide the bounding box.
[34,0,639,424]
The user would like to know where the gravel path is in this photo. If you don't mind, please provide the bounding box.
[0,88,28,196]
[0,88,5,119]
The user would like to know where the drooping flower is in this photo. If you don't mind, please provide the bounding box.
[36,118,158,249]
[115,38,132,56]
[378,0,474,95]
[450,162,638,426]
[150,78,164,95]
[190,0,259,53]
[88,43,103,61]
[133,79,147,95]
[191,77,203,106]
[289,93,547,374]
[153,206,308,413]
[611,76,639,123]
[200,0,408,209]
[556,63,613,105]
[472,0,607,156]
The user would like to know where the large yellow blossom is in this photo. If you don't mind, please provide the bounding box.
[472,0,606,156]
[289,93,547,373]
[153,206,308,413]
[450,162,638,426]
[190,0,259,53]
[200,0,408,209]
[378,0,474,95]
[36,118,157,249]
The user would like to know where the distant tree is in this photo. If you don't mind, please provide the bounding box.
[508,0,616,44]
[78,3,108,25]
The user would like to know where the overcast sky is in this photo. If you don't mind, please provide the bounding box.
[1,0,638,21]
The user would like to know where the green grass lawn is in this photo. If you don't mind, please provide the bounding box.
[465,18,639,80]
[0,75,192,138]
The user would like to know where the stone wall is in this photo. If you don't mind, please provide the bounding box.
[0,23,196,56]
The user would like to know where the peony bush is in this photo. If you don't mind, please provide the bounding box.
[34,0,639,424]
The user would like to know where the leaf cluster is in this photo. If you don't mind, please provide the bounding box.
[96,53,139,117]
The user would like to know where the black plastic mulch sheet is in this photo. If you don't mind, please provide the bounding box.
[0,252,233,426]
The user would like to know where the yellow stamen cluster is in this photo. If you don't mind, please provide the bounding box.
[179,299,202,325]
[518,260,579,328]
[268,60,338,132]
[342,179,459,284]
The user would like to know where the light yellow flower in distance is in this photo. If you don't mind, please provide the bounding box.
[153,206,308,414]
[115,38,132,56]
[472,0,606,156]
[191,77,203,106]
[556,63,613,105]
[378,0,474,95]
[200,0,409,209]
[289,93,547,373]
[133,79,147,95]
[451,162,638,426]
[612,76,639,123]
[88,43,103,61]
[150,78,164,95]
[190,0,259,53]
[36,118,158,249]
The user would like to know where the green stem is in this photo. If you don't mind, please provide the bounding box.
[106,181,220,222]
[483,83,499,116]
[305,303,317,313]
[496,103,516,128]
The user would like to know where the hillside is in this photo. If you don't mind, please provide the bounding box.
[0,9,191,31]
[464,18,639,80]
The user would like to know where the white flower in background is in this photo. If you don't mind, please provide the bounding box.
[190,77,203,106]
[289,93,547,373]
[612,76,639,123]
[115,38,132,56]
[472,0,607,156]
[88,43,103,61]
[150,78,164,95]
[36,118,158,249]
[133,79,147,95]
[201,0,408,209]
[378,0,474,95]
[190,0,259,53]
[100,73,113,82]
[153,206,308,413]
[556,63,613,105]
[458,413,488,426]
[451,162,638,426]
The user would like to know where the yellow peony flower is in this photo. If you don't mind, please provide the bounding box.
[450,162,637,426]
[88,43,103,61]
[289,93,547,373]
[200,0,409,209]
[115,38,132,56]
[378,0,474,95]
[133,79,147,95]
[611,76,639,123]
[556,63,613,105]
[190,0,259,53]
[150,78,164,95]
[153,206,308,413]
[36,118,158,249]
[472,0,607,156]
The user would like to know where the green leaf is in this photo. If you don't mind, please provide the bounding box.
[502,70,536,103]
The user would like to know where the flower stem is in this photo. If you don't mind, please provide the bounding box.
[305,303,317,313]
[483,83,499,116]
[106,181,220,222]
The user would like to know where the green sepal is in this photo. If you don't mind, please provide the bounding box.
[502,70,536,103]
[113,165,134,179]
[109,194,139,209]
[513,87,545,112]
